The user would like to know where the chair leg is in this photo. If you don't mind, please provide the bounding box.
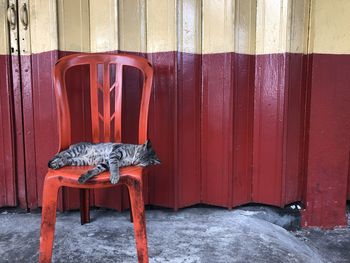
[127,178,148,263]
[80,189,90,225]
[128,188,134,223]
[39,178,60,263]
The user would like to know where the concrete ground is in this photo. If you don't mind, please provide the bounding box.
[0,205,349,263]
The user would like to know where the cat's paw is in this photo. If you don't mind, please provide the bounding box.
[110,174,120,184]
[78,175,87,184]
[48,158,65,170]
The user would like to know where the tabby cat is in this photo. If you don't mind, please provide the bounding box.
[48,140,160,184]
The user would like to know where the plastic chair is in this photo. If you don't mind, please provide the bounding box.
[39,53,153,263]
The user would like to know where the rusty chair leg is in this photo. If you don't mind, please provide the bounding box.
[127,178,148,263]
[80,189,90,225]
[39,178,60,263]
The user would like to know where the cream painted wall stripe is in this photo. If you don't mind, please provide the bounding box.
[90,0,118,53]
[2,0,350,55]
[256,0,290,54]
[235,0,257,55]
[202,0,235,54]
[146,0,176,53]
[0,0,10,55]
[288,0,309,54]
[177,0,201,54]
[29,0,58,54]
[57,0,90,53]
[309,0,350,54]
[119,0,147,53]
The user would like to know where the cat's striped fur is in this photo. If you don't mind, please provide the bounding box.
[48,140,160,184]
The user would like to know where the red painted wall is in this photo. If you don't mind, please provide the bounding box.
[22,52,59,209]
[231,54,255,207]
[147,52,177,208]
[302,54,350,228]
[284,54,308,204]
[9,54,27,209]
[201,53,234,207]
[253,54,287,205]
[1,51,349,229]
[0,55,16,207]
[252,53,307,206]
[174,52,201,209]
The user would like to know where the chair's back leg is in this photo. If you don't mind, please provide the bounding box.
[80,189,90,225]
[39,177,60,263]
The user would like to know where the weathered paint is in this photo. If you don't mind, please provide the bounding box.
[38,53,154,262]
[302,54,350,228]
[1,0,350,229]
[39,166,150,263]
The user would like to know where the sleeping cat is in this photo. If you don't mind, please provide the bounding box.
[48,140,160,184]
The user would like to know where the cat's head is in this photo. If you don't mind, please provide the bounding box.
[136,140,161,167]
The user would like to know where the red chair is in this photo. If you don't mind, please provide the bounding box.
[39,54,153,263]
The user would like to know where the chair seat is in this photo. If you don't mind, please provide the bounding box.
[46,166,143,188]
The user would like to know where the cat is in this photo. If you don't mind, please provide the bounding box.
[48,140,160,184]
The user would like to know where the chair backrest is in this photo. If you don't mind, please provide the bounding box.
[54,53,153,151]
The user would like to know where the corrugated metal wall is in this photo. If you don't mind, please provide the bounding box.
[0,0,349,228]
[301,0,350,228]
[0,0,16,207]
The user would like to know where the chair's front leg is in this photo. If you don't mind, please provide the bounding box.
[39,176,60,263]
[127,177,149,263]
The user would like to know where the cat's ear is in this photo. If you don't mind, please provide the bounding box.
[144,139,152,149]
